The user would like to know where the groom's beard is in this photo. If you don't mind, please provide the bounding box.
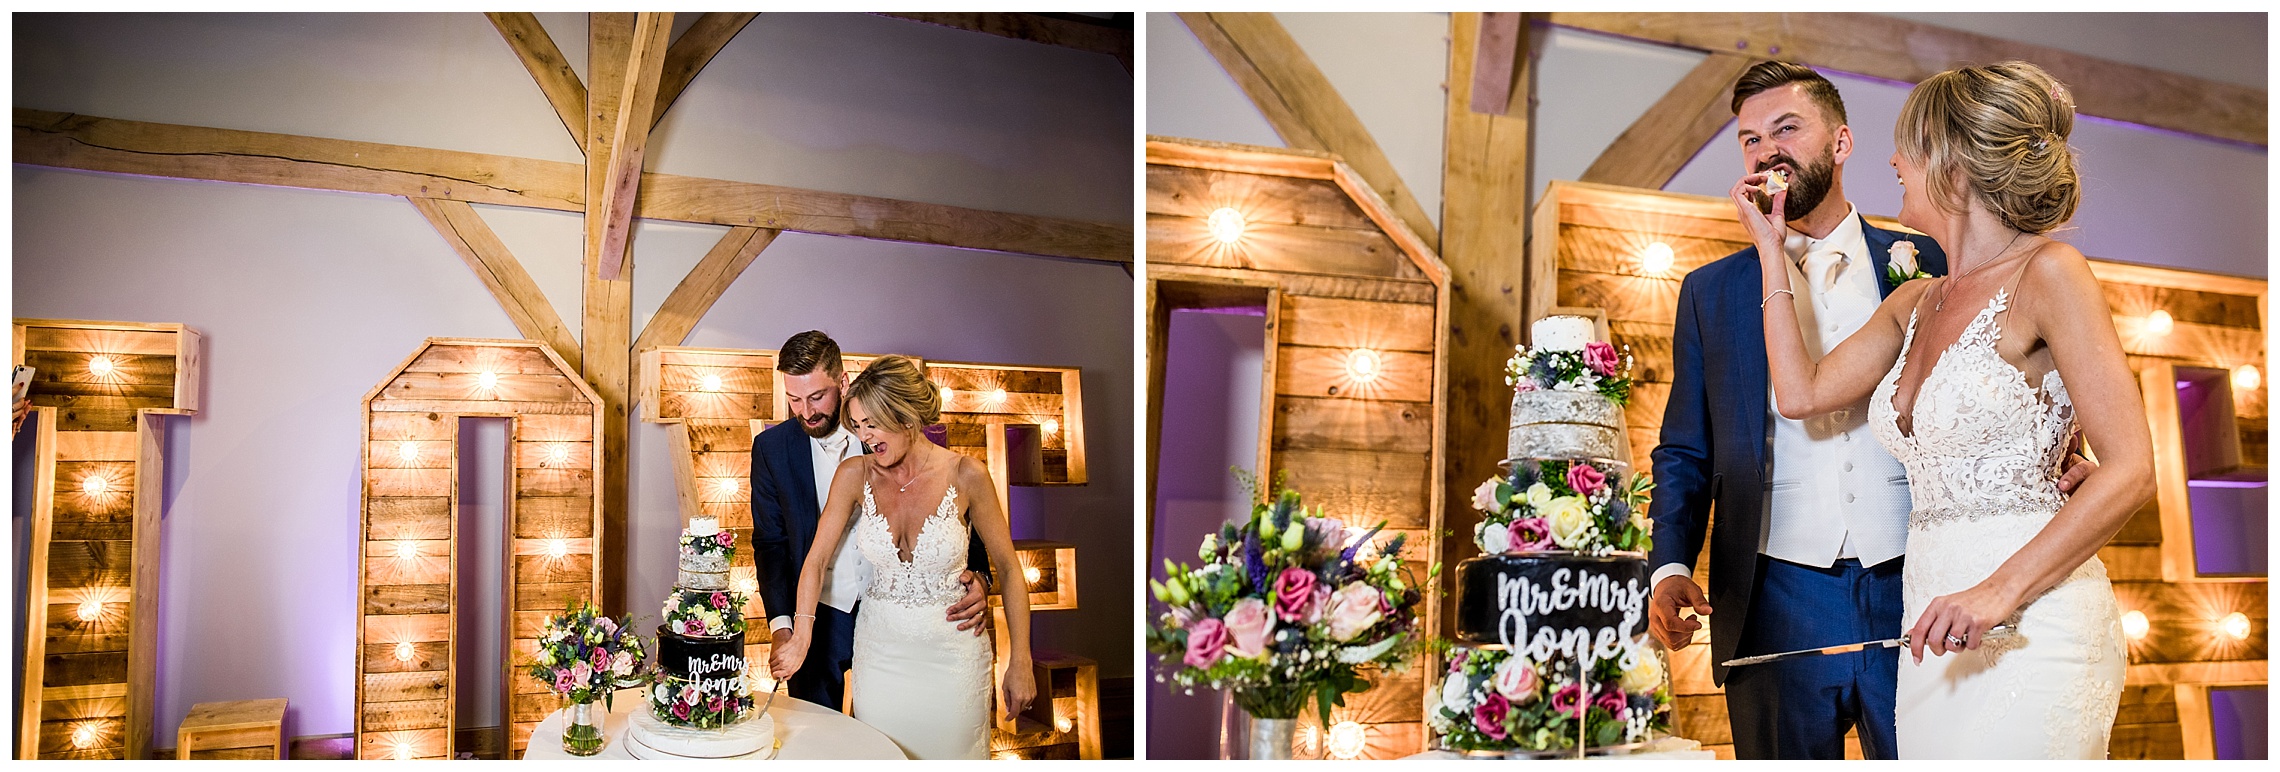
[1757,148,1837,222]
[799,405,844,439]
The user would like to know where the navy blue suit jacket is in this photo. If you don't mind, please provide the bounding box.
[1646,214,1945,683]
[750,420,993,625]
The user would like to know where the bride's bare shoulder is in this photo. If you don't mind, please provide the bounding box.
[2016,239,2099,301]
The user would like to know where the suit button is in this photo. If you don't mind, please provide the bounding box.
[1844,462,1854,472]
[1845,493,1856,504]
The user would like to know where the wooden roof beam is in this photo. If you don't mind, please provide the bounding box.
[652,12,758,129]
[12,108,1129,264]
[406,197,583,374]
[631,225,778,401]
[1179,11,1439,252]
[485,12,589,150]
[877,12,1132,71]
[1580,51,1754,190]
[1548,12,2266,147]
[592,12,670,282]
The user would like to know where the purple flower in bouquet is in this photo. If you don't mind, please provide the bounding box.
[1272,567,1318,622]
[1583,340,1620,376]
[1566,462,1607,498]
[1594,687,1627,715]
[1472,692,1512,740]
[597,616,617,634]
[1512,518,1555,551]
[1242,532,1267,594]
[1183,618,1229,668]
[1551,683,1586,719]
[1326,583,1384,642]
[710,591,730,610]
[1222,599,1275,658]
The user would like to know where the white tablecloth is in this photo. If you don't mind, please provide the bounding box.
[521,688,907,760]
[1403,736,1718,760]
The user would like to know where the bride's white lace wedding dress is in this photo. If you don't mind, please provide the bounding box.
[1868,289,2125,758]
[849,482,992,759]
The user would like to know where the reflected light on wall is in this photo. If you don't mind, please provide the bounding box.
[477,371,500,390]
[1056,715,1076,733]
[2145,310,2174,337]
[737,578,758,594]
[2121,610,2149,641]
[1207,207,1247,245]
[393,740,416,760]
[2232,364,2261,391]
[81,475,110,495]
[994,751,1023,761]
[2218,611,2251,641]
[1327,720,1369,760]
[700,373,723,393]
[1345,348,1383,383]
[87,355,116,377]
[1639,241,1676,274]
[76,599,103,622]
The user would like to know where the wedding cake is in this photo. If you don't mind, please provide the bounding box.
[625,517,774,760]
[1431,315,1672,756]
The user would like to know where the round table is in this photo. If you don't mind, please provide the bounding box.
[521,688,907,760]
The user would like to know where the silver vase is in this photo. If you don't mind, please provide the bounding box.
[1247,716,1296,760]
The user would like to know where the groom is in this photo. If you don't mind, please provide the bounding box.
[1643,62,1943,760]
[752,330,993,710]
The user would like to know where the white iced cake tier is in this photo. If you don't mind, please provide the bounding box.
[679,569,730,591]
[1531,315,1594,352]
[682,549,729,574]
[626,708,774,760]
[1507,391,1624,462]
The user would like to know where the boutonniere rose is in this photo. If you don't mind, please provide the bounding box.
[1885,239,1933,284]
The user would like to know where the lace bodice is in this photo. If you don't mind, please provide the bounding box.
[854,482,969,607]
[1868,290,2077,530]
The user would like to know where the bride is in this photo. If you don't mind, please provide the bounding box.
[1735,61,2154,758]
[768,355,1036,759]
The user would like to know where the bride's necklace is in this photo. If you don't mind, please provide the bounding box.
[1935,230,2027,312]
[885,450,931,493]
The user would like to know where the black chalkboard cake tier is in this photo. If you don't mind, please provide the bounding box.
[649,624,752,729]
[1451,551,1651,648]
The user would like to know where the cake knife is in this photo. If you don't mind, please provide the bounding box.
[1721,624,2016,667]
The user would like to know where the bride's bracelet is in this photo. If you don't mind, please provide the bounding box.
[1761,288,1795,308]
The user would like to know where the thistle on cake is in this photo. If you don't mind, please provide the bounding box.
[1429,647,1670,754]
[1506,316,1634,405]
[1472,460,1653,556]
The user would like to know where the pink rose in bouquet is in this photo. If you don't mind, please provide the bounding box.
[570,661,593,690]
[1272,567,1318,622]
[1326,583,1384,642]
[1583,340,1620,376]
[1512,518,1555,551]
[1183,618,1229,668]
[554,669,574,693]
[1566,462,1607,498]
[597,616,618,634]
[612,650,635,677]
[1472,692,1512,740]
[1222,599,1276,658]
[1551,682,1586,719]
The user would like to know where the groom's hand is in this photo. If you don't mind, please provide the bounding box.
[1650,575,1713,650]
[947,570,990,637]
[2056,430,2097,494]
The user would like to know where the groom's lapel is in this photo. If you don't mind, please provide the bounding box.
[784,429,822,528]
[1725,255,1772,472]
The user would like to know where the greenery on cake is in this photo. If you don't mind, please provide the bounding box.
[1504,340,1634,406]
[1430,646,1671,753]
[524,602,647,705]
[679,528,735,558]
[650,673,756,729]
[662,588,748,638]
[1470,459,1653,556]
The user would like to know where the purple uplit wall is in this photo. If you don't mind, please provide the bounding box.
[1148,310,1266,759]
[2211,686,2268,760]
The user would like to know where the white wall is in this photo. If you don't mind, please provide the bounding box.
[13,12,1131,744]
[1145,13,2268,279]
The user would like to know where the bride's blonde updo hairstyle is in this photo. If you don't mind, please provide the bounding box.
[1894,60,2080,234]
[844,355,941,434]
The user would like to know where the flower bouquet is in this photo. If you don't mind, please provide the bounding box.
[662,588,747,638]
[525,602,647,756]
[1428,646,1670,754]
[1505,339,1633,405]
[1470,459,1653,555]
[1146,478,1433,758]
[650,674,756,729]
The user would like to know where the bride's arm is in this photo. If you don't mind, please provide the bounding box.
[959,456,1035,720]
[1907,244,2155,660]
[1731,176,1917,418]
[768,456,866,680]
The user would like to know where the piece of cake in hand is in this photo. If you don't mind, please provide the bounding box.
[1763,169,1789,195]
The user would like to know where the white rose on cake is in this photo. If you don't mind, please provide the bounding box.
[1545,496,1595,549]
[1525,483,1554,511]
[1621,651,1665,694]
[1440,669,1475,715]
[1478,521,1511,553]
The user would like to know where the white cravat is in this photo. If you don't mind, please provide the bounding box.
[769,425,871,632]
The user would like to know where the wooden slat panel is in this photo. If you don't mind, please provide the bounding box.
[18,326,176,354]
[691,450,752,480]
[362,698,450,732]
[45,540,132,589]
[2111,721,2184,760]
[367,498,451,541]
[362,614,451,644]
[513,440,593,469]
[2099,545,2163,582]
[1274,345,1432,403]
[53,461,135,496]
[51,522,131,542]
[2100,283,2264,330]
[516,469,594,498]
[657,364,771,394]
[515,582,592,611]
[1271,448,1429,528]
[42,650,126,687]
[369,399,595,415]
[368,411,454,441]
[38,697,124,722]
[938,391,1066,417]
[1147,214,1423,281]
[514,554,593,585]
[404,344,563,375]
[657,390,770,420]
[34,395,168,432]
[1557,221,1745,279]
[930,367,1068,395]
[52,431,139,462]
[1271,396,1434,454]
[1558,269,1680,325]
[362,642,448,674]
[515,413,595,441]
[357,727,451,760]
[514,496,595,538]
[380,371,584,403]
[1279,295,1436,352]
[2111,582,2267,620]
[39,717,124,755]
[188,746,278,760]
[367,468,451,498]
[367,440,453,470]
[1609,320,1676,384]
[1145,164,1379,230]
[23,350,177,383]
[42,603,129,654]
[508,695,560,724]
[364,584,449,616]
[2114,316,2267,362]
[51,488,132,524]
[365,554,449,587]
[364,671,449,704]
[685,421,754,450]
[1151,263,1437,306]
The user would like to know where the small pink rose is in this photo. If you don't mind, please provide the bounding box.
[1583,341,1620,376]
[554,670,573,693]
[1566,463,1607,498]
[1514,378,1538,393]
[1472,692,1511,740]
[1222,598,1276,658]
[1493,659,1538,702]
[1471,479,1500,512]
[719,530,735,547]
[711,591,730,610]
[672,701,692,720]
[1512,518,1555,551]
[1594,687,1627,715]
[1184,618,1229,668]
[1272,567,1317,622]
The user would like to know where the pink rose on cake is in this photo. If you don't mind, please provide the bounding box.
[1583,340,1620,376]
[1222,599,1276,658]
[1472,692,1511,740]
[1551,682,1585,719]
[710,591,730,610]
[1493,658,1538,703]
[1566,462,1607,498]
[1511,517,1554,551]
[1472,479,1500,512]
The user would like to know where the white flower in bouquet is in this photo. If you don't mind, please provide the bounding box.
[1440,670,1475,715]
[1545,496,1595,549]
[1621,651,1665,694]
[1525,482,1554,510]
[1471,479,1500,512]
[538,648,557,667]
[1326,583,1384,641]
[611,650,635,677]
[1493,657,1539,702]
[1478,521,1511,553]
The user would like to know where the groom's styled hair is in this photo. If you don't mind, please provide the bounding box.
[1731,61,1848,126]
[778,330,844,378]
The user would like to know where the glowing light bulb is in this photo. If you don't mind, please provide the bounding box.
[1640,242,1676,274]
[477,370,499,390]
[87,356,115,377]
[545,443,571,464]
[939,385,954,403]
[1345,348,1383,383]
[2233,365,2261,391]
[1327,720,1368,759]
[1023,565,1043,585]
[2145,310,2174,337]
[1206,207,1247,245]
[1055,716,1075,733]
[700,373,723,392]
[716,478,739,496]
[547,539,568,559]
[737,578,758,594]
[397,541,418,560]
[989,388,1008,404]
[1041,418,1060,436]
[76,599,102,622]
[994,751,1023,761]
[2121,610,2149,641]
[393,740,415,760]
[398,442,419,462]
[71,721,100,749]
[81,476,109,495]
[2219,611,2251,641]
[394,641,415,662]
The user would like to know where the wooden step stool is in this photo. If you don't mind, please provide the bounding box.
[176,698,287,760]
